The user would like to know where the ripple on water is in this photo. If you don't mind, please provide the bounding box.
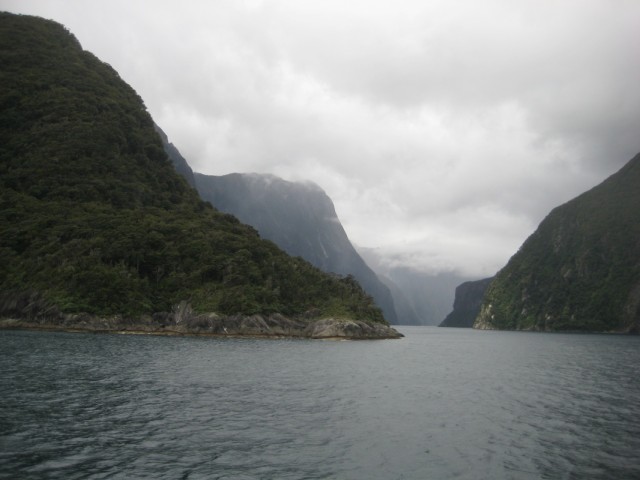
[1,328,639,479]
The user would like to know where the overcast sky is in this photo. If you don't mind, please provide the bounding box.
[4,0,640,278]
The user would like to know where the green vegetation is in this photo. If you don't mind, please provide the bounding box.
[477,153,640,332]
[0,12,385,323]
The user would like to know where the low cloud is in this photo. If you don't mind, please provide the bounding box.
[6,0,640,277]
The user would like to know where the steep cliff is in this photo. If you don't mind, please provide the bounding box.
[439,278,492,328]
[194,172,400,324]
[476,153,640,332]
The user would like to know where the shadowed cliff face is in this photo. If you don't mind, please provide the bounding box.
[194,173,400,324]
[476,152,640,332]
[439,278,493,328]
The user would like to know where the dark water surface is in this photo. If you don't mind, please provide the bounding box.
[1,327,639,479]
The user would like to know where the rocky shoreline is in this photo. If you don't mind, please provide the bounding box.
[0,293,403,340]
[0,309,403,341]
[0,316,403,340]
[0,288,403,340]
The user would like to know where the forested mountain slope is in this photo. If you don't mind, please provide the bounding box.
[0,12,385,324]
[476,153,640,332]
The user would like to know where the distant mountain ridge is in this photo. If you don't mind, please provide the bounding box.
[357,248,472,326]
[476,152,640,332]
[194,172,400,324]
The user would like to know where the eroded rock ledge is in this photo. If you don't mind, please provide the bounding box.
[0,298,403,340]
[0,315,403,340]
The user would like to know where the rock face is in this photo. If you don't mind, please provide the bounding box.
[476,152,640,333]
[303,317,403,339]
[194,172,400,324]
[439,278,493,328]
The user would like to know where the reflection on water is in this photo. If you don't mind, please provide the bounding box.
[1,327,639,479]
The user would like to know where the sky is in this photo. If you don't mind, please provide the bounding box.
[4,0,640,278]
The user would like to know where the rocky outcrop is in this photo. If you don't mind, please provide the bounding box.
[439,277,493,328]
[0,296,403,340]
[303,317,403,339]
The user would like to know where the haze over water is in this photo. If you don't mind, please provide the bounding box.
[1,327,639,479]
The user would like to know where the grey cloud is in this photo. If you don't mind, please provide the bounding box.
[5,0,640,277]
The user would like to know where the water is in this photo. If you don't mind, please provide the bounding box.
[1,327,639,479]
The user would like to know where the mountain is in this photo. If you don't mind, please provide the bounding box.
[0,12,388,327]
[439,278,493,328]
[194,172,399,324]
[383,268,470,326]
[476,153,640,332]
[357,247,472,325]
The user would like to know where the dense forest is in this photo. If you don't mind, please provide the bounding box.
[476,152,640,332]
[0,12,385,323]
